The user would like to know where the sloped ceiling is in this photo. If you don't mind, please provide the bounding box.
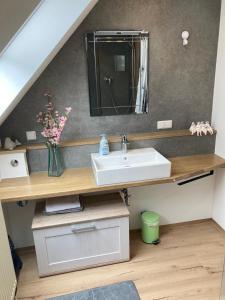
[0,0,98,126]
[0,0,41,53]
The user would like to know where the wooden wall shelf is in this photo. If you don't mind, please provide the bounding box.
[0,154,224,203]
[16,129,216,151]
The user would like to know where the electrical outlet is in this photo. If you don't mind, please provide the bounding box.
[26,131,37,141]
[157,120,173,130]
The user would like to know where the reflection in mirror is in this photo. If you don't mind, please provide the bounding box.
[85,31,149,116]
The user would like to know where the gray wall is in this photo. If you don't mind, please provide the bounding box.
[28,135,216,172]
[0,0,221,171]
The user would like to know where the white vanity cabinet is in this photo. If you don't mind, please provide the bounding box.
[32,193,130,277]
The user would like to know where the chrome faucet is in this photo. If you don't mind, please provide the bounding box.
[121,134,129,154]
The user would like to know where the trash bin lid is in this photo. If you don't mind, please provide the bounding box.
[141,211,160,224]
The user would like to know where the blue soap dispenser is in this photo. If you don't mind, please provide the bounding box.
[99,134,109,155]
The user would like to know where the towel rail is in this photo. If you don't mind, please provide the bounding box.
[177,170,214,186]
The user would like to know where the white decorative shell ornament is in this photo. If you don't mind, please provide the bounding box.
[200,122,208,135]
[4,137,16,150]
[196,122,202,136]
[189,122,196,135]
[189,121,214,136]
[15,139,22,146]
[205,121,214,135]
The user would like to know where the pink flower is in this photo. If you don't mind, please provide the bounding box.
[37,95,72,145]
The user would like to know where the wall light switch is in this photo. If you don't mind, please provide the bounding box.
[26,131,37,141]
[157,120,173,130]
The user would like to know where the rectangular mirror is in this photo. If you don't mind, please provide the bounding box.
[85,31,149,116]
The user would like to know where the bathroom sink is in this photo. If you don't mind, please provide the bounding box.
[91,148,171,186]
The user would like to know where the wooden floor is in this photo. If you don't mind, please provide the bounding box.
[16,219,225,300]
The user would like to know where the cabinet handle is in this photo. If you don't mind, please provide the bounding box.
[71,224,96,233]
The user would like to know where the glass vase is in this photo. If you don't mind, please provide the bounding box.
[46,143,64,177]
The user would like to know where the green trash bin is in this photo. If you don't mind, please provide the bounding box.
[141,211,160,244]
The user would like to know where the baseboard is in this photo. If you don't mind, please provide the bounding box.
[211,218,225,234]
[160,218,213,228]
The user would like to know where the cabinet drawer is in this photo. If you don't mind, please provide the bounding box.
[0,152,29,179]
[33,217,129,276]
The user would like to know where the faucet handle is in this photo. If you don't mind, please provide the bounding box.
[121,134,129,143]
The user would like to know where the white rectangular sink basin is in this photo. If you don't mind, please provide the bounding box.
[91,148,171,186]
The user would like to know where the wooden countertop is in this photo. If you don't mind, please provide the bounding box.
[0,154,224,203]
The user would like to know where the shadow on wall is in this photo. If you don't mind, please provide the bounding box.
[3,201,36,249]
[129,176,215,229]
